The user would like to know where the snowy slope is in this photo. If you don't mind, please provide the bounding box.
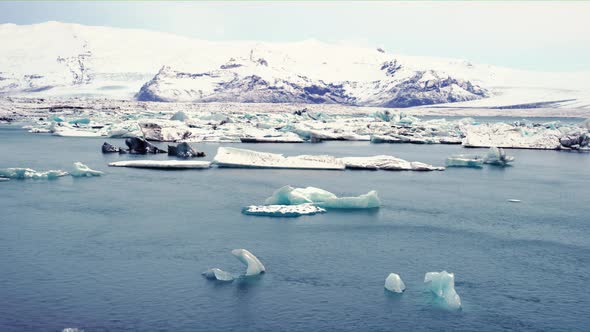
[1,21,589,108]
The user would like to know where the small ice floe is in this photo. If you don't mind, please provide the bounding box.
[424,271,462,309]
[0,167,68,180]
[232,249,266,276]
[28,127,51,134]
[445,155,484,168]
[242,204,326,217]
[202,268,235,282]
[483,147,515,166]
[108,160,211,169]
[341,155,444,171]
[384,273,406,293]
[264,185,381,209]
[213,147,345,170]
[70,162,103,177]
[0,178,9,182]
[62,328,84,332]
[508,199,521,203]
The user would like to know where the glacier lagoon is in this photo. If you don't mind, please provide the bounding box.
[1,124,590,332]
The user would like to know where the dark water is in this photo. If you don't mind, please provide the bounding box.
[1,126,589,332]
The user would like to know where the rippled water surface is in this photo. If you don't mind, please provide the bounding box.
[1,125,589,332]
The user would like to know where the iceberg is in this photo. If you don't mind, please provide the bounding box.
[213,147,345,170]
[462,123,563,149]
[231,249,266,276]
[0,168,68,180]
[384,273,406,293]
[483,147,515,166]
[70,162,103,177]
[139,121,192,142]
[202,268,234,282]
[316,190,381,209]
[242,204,326,217]
[445,155,484,168]
[264,185,381,209]
[0,178,9,181]
[108,160,211,169]
[424,271,462,309]
[170,111,190,122]
[341,156,444,171]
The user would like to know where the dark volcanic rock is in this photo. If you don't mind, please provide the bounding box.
[167,142,205,158]
[102,142,122,153]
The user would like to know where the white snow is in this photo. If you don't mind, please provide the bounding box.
[231,249,266,276]
[424,271,462,309]
[242,204,326,217]
[384,273,406,293]
[213,147,345,170]
[2,21,589,108]
[462,123,563,149]
[108,160,211,169]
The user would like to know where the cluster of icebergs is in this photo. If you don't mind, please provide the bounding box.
[18,103,590,151]
[0,162,103,181]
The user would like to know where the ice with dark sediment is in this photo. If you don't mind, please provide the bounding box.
[242,204,326,217]
[341,155,444,171]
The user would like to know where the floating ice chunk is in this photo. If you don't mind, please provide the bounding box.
[445,155,484,168]
[424,271,462,309]
[213,147,345,170]
[240,134,304,143]
[0,178,9,181]
[508,199,521,203]
[70,162,103,177]
[242,204,326,217]
[108,160,211,169]
[0,168,68,180]
[202,268,234,282]
[483,147,514,166]
[170,111,190,121]
[231,249,266,276]
[316,190,381,209]
[341,156,444,171]
[264,186,337,205]
[62,328,83,332]
[384,273,406,293]
[264,185,381,209]
[52,127,102,137]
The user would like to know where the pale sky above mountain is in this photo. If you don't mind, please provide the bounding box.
[1,1,589,72]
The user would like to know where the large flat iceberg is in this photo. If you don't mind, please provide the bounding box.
[242,204,326,217]
[424,271,462,309]
[108,160,211,169]
[213,147,345,170]
[264,185,381,209]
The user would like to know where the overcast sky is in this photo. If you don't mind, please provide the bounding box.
[1,1,589,72]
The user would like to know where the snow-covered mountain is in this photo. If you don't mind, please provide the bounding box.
[1,21,589,108]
